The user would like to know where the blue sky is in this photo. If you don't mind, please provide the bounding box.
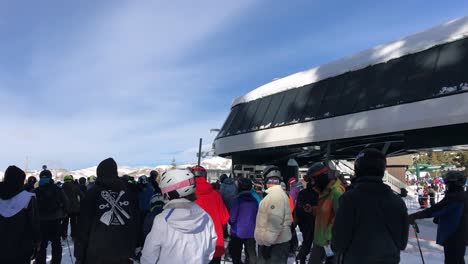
[0,0,467,170]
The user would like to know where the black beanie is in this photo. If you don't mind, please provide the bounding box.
[39,169,52,178]
[97,158,118,179]
[355,148,387,178]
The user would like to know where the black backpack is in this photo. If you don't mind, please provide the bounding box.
[36,185,63,214]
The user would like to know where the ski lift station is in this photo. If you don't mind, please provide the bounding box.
[213,17,468,186]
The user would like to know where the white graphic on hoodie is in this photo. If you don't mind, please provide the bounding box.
[99,190,131,226]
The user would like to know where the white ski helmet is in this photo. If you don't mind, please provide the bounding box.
[160,169,196,200]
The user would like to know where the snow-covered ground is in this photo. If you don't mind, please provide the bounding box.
[47,186,465,264]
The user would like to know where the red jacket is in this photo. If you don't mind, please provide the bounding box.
[195,177,229,258]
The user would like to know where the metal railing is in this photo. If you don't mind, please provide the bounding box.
[383,171,408,194]
[403,193,443,210]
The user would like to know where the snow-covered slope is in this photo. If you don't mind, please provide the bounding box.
[3,157,232,181]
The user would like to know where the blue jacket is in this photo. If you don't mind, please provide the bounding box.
[142,202,165,240]
[251,188,261,204]
[139,184,155,212]
[412,190,468,246]
[229,191,258,239]
[220,178,237,210]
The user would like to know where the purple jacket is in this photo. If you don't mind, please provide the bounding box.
[229,191,259,239]
[290,184,301,206]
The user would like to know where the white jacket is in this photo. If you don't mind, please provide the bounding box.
[141,198,217,264]
[254,185,292,246]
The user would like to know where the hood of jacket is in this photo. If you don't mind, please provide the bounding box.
[96,158,123,191]
[0,166,27,200]
[222,178,236,186]
[195,177,214,195]
[238,190,256,202]
[265,184,283,194]
[0,190,34,217]
[163,198,211,234]
[354,177,391,195]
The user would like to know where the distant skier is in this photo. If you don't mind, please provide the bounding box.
[193,165,230,264]
[149,170,162,194]
[142,193,165,240]
[141,169,217,264]
[281,182,298,256]
[78,177,87,193]
[61,175,84,240]
[409,171,468,264]
[137,175,154,247]
[24,176,37,193]
[288,177,301,205]
[332,149,409,264]
[0,166,40,264]
[35,169,70,264]
[86,176,96,191]
[220,174,237,211]
[138,176,154,217]
[75,158,139,264]
[428,184,436,207]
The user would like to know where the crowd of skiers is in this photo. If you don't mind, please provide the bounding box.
[416,183,440,208]
[0,148,467,264]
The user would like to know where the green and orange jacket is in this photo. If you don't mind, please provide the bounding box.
[313,179,345,246]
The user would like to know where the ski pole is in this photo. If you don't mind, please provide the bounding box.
[412,222,425,264]
[65,237,74,264]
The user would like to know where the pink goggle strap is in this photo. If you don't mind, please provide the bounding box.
[161,177,195,194]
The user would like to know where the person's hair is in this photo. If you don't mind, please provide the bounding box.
[211,182,220,190]
[219,174,228,183]
[181,193,197,202]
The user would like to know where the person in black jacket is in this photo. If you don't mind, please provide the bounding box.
[24,176,37,193]
[149,170,162,195]
[409,171,468,264]
[78,177,88,193]
[332,149,409,264]
[0,166,41,264]
[142,193,165,241]
[35,169,70,264]
[75,158,139,264]
[61,175,84,240]
[295,175,318,264]
[428,184,436,207]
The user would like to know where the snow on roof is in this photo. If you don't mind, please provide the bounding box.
[232,16,468,107]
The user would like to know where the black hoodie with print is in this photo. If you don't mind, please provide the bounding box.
[75,158,139,264]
